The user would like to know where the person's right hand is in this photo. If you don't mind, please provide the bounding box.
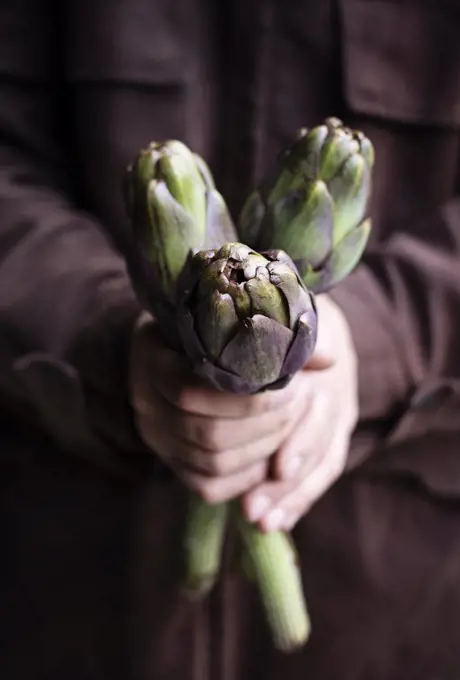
[130,313,306,504]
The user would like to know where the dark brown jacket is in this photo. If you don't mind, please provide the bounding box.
[1,1,460,678]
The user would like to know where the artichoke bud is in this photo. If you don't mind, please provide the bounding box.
[238,118,375,295]
[177,243,318,393]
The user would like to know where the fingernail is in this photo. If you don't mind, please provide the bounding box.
[264,508,285,532]
[283,455,302,479]
[247,495,270,522]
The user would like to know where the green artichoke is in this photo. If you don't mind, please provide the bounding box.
[177,243,317,394]
[125,139,237,309]
[239,117,374,293]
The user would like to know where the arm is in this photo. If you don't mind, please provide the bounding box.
[0,5,151,477]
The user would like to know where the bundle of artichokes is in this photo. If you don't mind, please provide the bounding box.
[124,118,374,653]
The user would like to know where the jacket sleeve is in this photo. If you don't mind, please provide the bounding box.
[0,3,153,478]
[329,197,460,465]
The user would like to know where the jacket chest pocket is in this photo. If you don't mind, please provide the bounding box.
[62,0,213,243]
[340,0,460,126]
[338,0,460,239]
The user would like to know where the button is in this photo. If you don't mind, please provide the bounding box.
[410,385,453,411]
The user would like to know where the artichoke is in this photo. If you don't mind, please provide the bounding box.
[239,117,374,293]
[124,139,237,311]
[177,243,317,394]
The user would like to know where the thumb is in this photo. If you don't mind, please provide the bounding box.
[306,346,335,370]
[305,295,336,370]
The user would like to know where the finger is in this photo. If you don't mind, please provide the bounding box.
[181,388,304,453]
[134,389,296,477]
[183,404,304,476]
[133,379,305,471]
[244,430,349,531]
[305,332,335,370]
[304,294,337,370]
[170,372,305,419]
[271,390,333,480]
[305,352,335,371]
[177,460,268,505]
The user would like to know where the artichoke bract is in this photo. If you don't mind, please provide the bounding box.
[177,243,318,394]
[239,117,374,294]
[125,139,237,310]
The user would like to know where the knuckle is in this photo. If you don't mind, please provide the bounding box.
[204,454,226,477]
[247,391,276,416]
[184,416,225,453]
[247,461,268,487]
[244,396,263,417]
[199,422,223,452]
[175,386,196,413]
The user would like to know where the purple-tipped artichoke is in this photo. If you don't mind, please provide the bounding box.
[239,117,374,293]
[177,243,318,394]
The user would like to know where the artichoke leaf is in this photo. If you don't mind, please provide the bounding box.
[218,315,293,387]
[195,291,238,361]
[146,181,200,302]
[328,154,371,245]
[270,181,334,266]
[327,218,371,289]
[238,191,266,248]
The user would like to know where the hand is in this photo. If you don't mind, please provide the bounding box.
[130,312,310,504]
[242,294,358,532]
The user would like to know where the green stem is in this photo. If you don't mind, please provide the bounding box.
[234,507,311,652]
[183,494,228,599]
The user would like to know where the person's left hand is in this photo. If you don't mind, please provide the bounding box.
[242,294,359,532]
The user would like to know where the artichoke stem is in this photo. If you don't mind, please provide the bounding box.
[234,507,311,653]
[183,494,229,599]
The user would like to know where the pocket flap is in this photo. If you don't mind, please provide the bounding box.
[363,378,460,497]
[64,0,195,84]
[340,0,460,126]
